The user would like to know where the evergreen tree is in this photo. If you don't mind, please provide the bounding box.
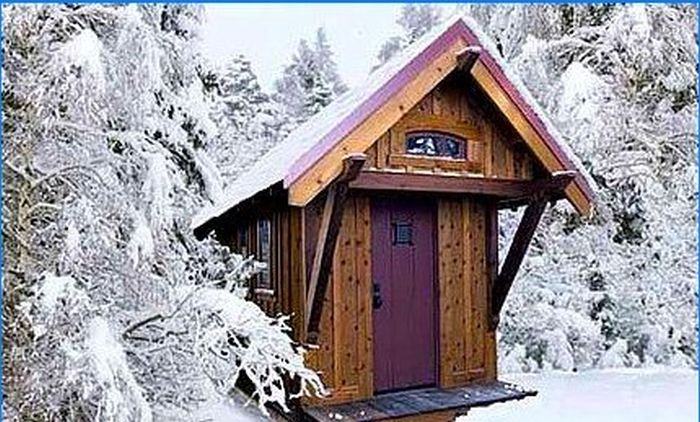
[2,5,321,420]
[374,4,443,68]
[274,27,347,123]
[399,4,444,42]
[208,54,290,181]
[461,4,697,372]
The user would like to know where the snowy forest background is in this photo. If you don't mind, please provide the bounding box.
[2,3,697,421]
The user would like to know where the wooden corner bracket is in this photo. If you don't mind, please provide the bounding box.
[489,172,576,330]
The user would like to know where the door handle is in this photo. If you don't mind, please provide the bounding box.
[373,282,383,309]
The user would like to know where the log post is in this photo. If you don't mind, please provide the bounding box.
[490,198,547,329]
[305,154,366,343]
[490,172,578,329]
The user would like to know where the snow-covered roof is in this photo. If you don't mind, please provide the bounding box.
[193,15,595,233]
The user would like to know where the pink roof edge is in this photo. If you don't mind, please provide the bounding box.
[284,17,594,202]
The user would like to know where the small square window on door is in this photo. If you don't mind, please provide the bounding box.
[392,222,413,246]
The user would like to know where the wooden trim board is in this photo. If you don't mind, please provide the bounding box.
[288,38,469,206]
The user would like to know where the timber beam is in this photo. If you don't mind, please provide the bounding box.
[497,171,577,209]
[489,197,547,330]
[456,46,482,73]
[351,171,534,196]
[305,153,366,344]
[350,170,577,203]
[489,172,576,329]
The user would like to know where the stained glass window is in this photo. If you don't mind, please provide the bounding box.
[406,131,466,159]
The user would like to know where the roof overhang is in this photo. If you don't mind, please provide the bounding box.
[283,17,594,215]
[192,16,596,237]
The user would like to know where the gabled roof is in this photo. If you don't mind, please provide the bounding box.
[193,15,596,233]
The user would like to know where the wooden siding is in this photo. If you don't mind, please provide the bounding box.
[469,60,591,214]
[288,37,469,206]
[305,194,374,405]
[437,197,496,387]
[305,192,497,406]
[364,75,538,181]
[223,207,306,337]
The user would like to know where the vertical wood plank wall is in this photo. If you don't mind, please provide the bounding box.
[305,195,497,405]
[305,194,373,405]
[224,207,306,337]
[437,198,497,387]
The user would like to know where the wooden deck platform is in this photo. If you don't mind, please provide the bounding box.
[302,381,537,421]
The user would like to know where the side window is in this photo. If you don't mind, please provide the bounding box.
[256,218,271,290]
[237,225,249,257]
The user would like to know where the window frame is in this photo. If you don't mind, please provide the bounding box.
[237,225,249,257]
[255,218,272,292]
[387,114,483,174]
[392,221,414,246]
[405,130,467,159]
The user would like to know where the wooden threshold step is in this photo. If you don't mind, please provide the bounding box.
[302,381,537,422]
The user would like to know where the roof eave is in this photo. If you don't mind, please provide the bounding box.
[193,15,597,233]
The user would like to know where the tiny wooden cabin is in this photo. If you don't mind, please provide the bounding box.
[193,16,595,422]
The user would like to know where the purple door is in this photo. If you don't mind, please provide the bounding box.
[372,197,437,393]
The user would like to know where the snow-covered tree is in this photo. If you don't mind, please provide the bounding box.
[2,4,322,420]
[374,4,443,68]
[274,28,347,123]
[207,54,291,181]
[459,4,697,371]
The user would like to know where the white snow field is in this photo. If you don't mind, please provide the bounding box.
[462,369,698,422]
[193,392,268,422]
[197,369,698,422]
[194,401,266,422]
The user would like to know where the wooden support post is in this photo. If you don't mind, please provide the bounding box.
[485,201,499,333]
[305,154,366,344]
[490,197,548,329]
[456,46,482,73]
[489,172,577,329]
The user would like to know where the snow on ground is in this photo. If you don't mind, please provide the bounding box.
[462,369,698,422]
[193,402,265,422]
[192,392,268,422]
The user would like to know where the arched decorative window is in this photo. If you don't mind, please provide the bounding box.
[405,131,466,159]
[382,114,482,173]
